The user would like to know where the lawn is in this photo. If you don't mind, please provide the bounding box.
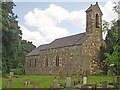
[2,75,116,88]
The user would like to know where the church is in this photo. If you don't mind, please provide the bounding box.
[25,2,105,75]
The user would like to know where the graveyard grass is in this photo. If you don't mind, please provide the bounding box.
[2,75,116,88]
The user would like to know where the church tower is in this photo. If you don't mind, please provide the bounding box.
[86,2,103,35]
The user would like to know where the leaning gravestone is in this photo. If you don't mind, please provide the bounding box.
[66,76,71,88]
[7,79,13,88]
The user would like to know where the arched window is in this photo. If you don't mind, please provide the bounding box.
[35,59,37,66]
[45,56,48,66]
[96,14,99,28]
[56,55,59,66]
[30,59,31,66]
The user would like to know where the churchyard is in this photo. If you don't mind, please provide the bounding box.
[2,74,118,88]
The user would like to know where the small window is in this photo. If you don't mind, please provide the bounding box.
[96,14,99,28]
[30,59,31,66]
[45,56,48,66]
[35,59,37,66]
[56,55,59,66]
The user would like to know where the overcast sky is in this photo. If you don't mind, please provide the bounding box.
[14,0,118,47]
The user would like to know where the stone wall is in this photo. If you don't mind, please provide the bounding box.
[25,45,83,75]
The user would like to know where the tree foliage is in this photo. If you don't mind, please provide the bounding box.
[1,1,36,74]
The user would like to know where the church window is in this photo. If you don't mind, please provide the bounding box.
[45,56,48,66]
[35,59,37,66]
[56,55,59,66]
[30,59,31,66]
[96,14,99,28]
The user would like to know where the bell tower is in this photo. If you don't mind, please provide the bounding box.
[86,2,103,34]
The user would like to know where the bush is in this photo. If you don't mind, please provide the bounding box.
[10,68,24,75]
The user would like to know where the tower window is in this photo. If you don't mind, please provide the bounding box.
[45,56,48,66]
[96,14,99,28]
[56,55,59,66]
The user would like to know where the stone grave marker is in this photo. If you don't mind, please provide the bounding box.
[24,79,31,86]
[9,72,14,78]
[7,79,13,88]
[52,77,59,88]
[66,76,71,88]
[101,81,108,88]
[83,71,88,84]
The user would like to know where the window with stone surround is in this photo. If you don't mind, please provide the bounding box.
[35,58,37,66]
[96,13,99,28]
[30,59,31,66]
[56,55,59,66]
[45,56,48,66]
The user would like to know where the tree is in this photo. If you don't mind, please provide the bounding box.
[1,1,36,74]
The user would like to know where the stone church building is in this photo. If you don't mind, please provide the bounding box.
[25,2,105,75]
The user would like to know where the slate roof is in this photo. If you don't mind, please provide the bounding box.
[26,32,90,56]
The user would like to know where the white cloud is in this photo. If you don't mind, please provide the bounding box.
[100,0,118,22]
[21,1,117,46]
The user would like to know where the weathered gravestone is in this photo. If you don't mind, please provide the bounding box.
[66,76,71,88]
[52,77,59,88]
[101,81,108,88]
[24,79,31,86]
[83,71,88,84]
[9,72,14,78]
[7,79,13,88]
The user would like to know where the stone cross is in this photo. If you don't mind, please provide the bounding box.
[7,79,13,88]
[66,76,71,88]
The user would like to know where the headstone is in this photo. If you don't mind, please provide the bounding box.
[9,72,14,78]
[101,81,108,88]
[83,77,87,84]
[7,79,13,88]
[52,80,59,88]
[66,76,71,88]
[24,79,31,86]
[83,71,88,84]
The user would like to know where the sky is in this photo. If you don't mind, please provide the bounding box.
[13,0,118,47]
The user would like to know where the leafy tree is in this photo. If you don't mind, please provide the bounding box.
[1,1,36,74]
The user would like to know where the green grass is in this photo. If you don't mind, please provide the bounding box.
[2,75,116,88]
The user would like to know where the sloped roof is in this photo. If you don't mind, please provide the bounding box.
[26,32,90,56]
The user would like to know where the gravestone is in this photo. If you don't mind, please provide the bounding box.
[9,72,14,78]
[52,77,59,88]
[7,79,13,88]
[83,71,88,84]
[66,76,71,88]
[24,79,31,86]
[101,81,108,88]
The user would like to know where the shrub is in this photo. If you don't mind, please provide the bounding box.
[10,68,24,75]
